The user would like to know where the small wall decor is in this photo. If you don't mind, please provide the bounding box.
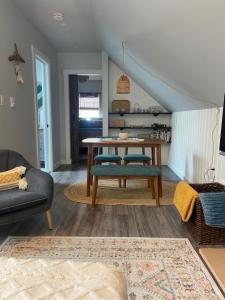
[117,41,130,94]
[8,43,25,84]
[112,100,130,113]
[117,75,130,94]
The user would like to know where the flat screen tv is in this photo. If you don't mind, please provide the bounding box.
[219,95,225,155]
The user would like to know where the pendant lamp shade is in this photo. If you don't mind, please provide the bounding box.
[117,41,130,94]
[117,74,130,94]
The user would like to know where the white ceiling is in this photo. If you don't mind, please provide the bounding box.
[13,0,100,52]
[12,0,225,111]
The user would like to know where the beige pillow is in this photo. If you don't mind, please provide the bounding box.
[0,166,28,191]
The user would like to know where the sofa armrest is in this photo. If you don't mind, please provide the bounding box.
[26,168,54,206]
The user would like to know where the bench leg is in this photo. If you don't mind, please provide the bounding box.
[123,179,126,188]
[144,161,151,188]
[154,176,160,206]
[123,161,128,188]
[117,161,122,188]
[150,178,155,199]
[158,176,162,197]
[92,176,98,207]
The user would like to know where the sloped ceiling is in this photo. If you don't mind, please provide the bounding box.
[12,0,225,111]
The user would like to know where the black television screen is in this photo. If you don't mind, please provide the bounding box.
[219,95,225,155]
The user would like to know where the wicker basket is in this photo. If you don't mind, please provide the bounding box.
[117,75,130,94]
[110,119,125,128]
[189,183,225,245]
[112,100,130,113]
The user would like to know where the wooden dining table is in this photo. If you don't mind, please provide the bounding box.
[82,138,166,196]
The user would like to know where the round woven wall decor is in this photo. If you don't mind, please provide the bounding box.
[117,75,130,94]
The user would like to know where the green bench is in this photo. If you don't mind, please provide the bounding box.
[91,165,161,207]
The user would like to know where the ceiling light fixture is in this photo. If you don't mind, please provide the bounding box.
[117,41,130,94]
[53,12,64,22]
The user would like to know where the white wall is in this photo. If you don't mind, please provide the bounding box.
[58,52,102,163]
[108,61,171,164]
[168,107,225,183]
[0,0,60,167]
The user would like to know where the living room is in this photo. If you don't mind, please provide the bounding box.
[0,0,225,298]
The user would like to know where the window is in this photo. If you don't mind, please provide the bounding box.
[79,93,101,118]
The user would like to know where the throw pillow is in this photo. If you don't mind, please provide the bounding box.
[0,166,28,191]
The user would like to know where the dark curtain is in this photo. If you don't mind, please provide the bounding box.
[69,75,79,163]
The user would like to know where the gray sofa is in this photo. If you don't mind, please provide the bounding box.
[0,150,54,229]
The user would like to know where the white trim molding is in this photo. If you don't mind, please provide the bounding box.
[31,45,54,172]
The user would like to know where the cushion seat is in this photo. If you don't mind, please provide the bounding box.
[0,189,47,215]
[123,154,151,161]
[94,154,122,162]
[91,165,161,177]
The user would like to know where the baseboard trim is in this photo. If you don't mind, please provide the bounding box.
[53,159,72,170]
[168,161,192,183]
[60,159,72,165]
[54,161,61,170]
[167,161,185,180]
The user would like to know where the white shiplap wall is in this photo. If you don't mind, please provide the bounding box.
[108,60,171,164]
[168,108,225,183]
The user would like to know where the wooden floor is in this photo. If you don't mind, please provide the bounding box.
[0,163,197,247]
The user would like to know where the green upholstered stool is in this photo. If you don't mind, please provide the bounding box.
[123,154,151,162]
[91,165,161,207]
[95,154,122,162]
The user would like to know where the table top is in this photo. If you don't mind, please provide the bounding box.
[82,138,166,146]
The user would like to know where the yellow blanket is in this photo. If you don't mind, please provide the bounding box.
[173,181,199,222]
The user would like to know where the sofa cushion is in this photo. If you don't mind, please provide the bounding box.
[0,189,47,215]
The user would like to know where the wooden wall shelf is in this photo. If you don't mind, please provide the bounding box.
[109,112,172,117]
[109,126,171,130]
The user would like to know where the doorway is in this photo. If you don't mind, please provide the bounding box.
[32,46,53,172]
[68,74,102,163]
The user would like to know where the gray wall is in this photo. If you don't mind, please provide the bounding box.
[58,52,102,163]
[0,0,60,167]
[78,80,102,93]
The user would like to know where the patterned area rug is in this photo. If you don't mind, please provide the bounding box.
[0,237,223,299]
[64,180,176,206]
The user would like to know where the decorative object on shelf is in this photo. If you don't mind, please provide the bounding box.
[134,103,141,113]
[117,75,130,94]
[137,131,171,143]
[119,132,129,140]
[151,123,167,128]
[8,43,25,84]
[112,100,130,113]
[117,41,130,94]
[111,119,125,128]
[147,106,164,113]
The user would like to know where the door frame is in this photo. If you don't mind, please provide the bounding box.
[31,45,53,172]
[63,69,102,164]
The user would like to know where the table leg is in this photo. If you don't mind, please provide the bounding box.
[87,144,92,196]
[156,145,162,197]
[90,148,94,185]
[151,146,156,165]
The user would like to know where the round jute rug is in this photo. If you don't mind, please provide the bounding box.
[64,180,176,206]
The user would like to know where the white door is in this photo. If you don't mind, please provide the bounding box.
[32,47,53,172]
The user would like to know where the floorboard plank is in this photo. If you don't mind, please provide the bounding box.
[0,164,197,247]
